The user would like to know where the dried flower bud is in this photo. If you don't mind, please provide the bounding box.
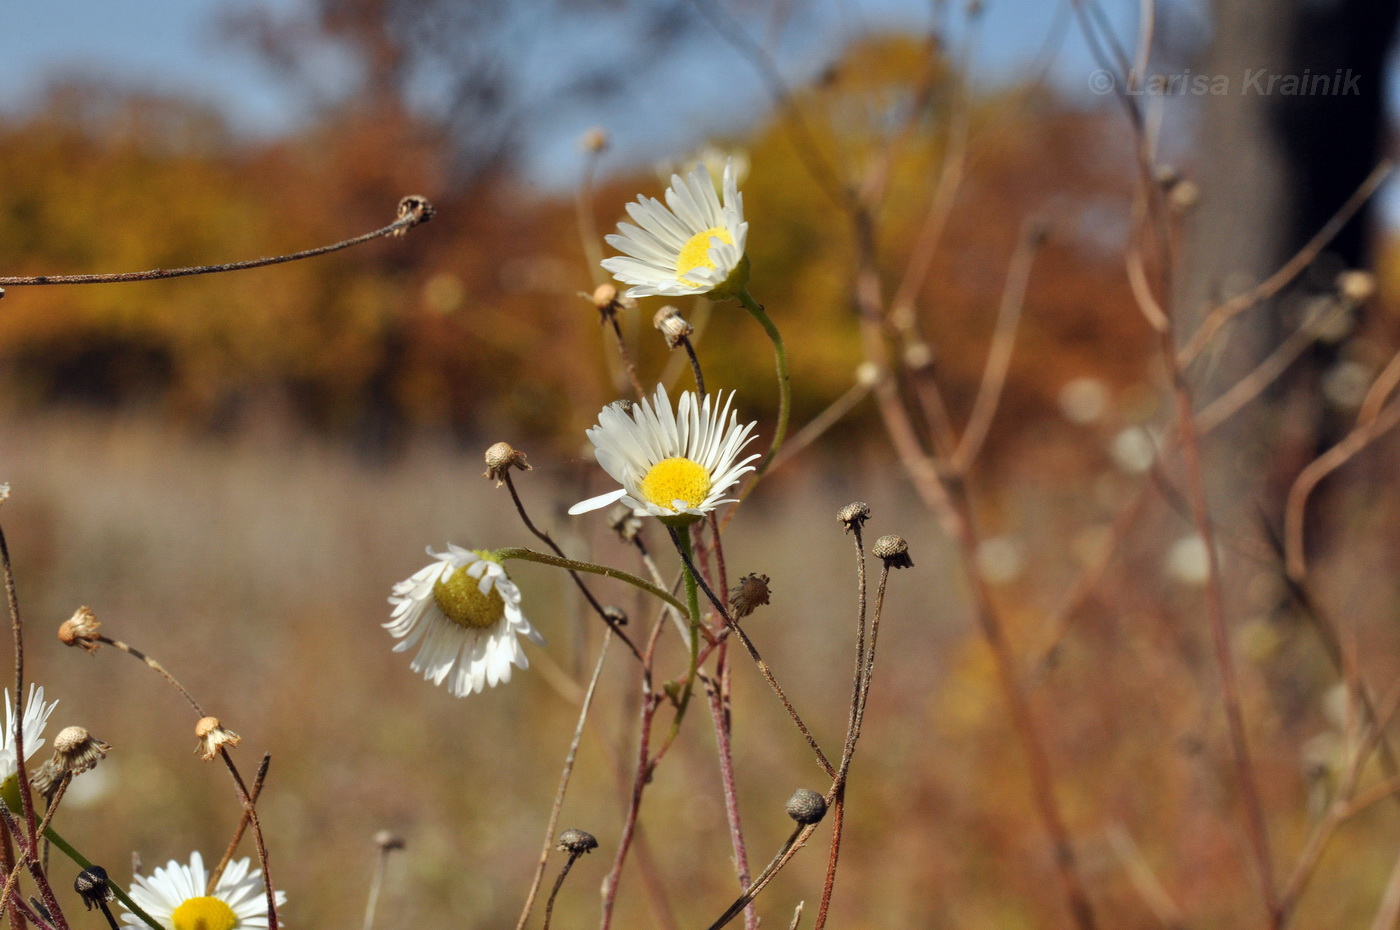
[785,788,827,825]
[871,535,913,569]
[557,829,599,855]
[51,726,111,777]
[653,305,695,349]
[374,830,406,852]
[74,866,114,910]
[58,607,103,654]
[729,574,771,619]
[395,195,435,235]
[588,283,634,321]
[194,717,241,761]
[1337,270,1377,305]
[608,505,642,543]
[837,502,871,534]
[602,606,629,628]
[580,127,609,154]
[484,442,531,485]
[855,362,881,388]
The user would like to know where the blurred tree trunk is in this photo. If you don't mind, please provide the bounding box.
[1176,0,1398,535]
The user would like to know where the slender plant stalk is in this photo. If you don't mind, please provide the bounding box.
[736,289,791,475]
[495,548,688,618]
[0,198,433,289]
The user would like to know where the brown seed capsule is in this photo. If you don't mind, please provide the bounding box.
[74,866,114,910]
[52,726,111,776]
[728,574,771,619]
[374,830,406,852]
[653,305,695,349]
[837,502,871,534]
[395,195,435,234]
[608,505,642,543]
[557,829,599,854]
[871,535,913,569]
[484,441,531,485]
[785,788,827,825]
[194,717,242,761]
[58,607,103,654]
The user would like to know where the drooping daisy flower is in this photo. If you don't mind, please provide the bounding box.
[602,159,749,300]
[0,684,58,784]
[385,545,545,697]
[569,384,760,523]
[122,851,284,930]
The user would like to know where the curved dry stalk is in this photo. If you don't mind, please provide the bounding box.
[1179,162,1391,366]
[1284,399,1400,582]
[0,197,432,290]
[952,218,1046,470]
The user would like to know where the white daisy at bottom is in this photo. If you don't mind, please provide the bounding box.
[385,545,545,697]
[122,851,284,930]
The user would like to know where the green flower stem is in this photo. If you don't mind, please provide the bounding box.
[44,825,163,930]
[494,548,688,617]
[737,288,791,476]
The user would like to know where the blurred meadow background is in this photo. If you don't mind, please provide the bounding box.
[4,1,1400,928]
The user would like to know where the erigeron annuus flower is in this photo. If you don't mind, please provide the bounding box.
[569,384,760,523]
[121,852,284,930]
[0,684,57,785]
[602,159,749,299]
[385,545,545,697]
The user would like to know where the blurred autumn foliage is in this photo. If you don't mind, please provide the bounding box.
[1,33,1153,464]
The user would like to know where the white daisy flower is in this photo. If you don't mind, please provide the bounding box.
[569,384,760,523]
[602,159,749,300]
[0,684,58,784]
[122,851,285,930]
[385,546,545,697]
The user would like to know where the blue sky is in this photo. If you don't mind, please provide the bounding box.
[0,0,1137,186]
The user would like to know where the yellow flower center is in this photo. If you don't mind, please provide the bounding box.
[171,897,238,930]
[676,227,732,286]
[640,457,711,511]
[433,565,505,630]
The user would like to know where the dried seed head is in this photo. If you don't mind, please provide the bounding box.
[74,866,113,910]
[653,305,695,349]
[588,283,634,321]
[872,535,913,569]
[1338,270,1377,305]
[484,441,531,485]
[374,830,406,852]
[729,574,771,619]
[785,788,827,825]
[608,505,642,543]
[580,127,609,154]
[602,606,629,628]
[395,195,435,234]
[855,362,881,387]
[51,726,111,777]
[194,717,242,761]
[557,829,599,855]
[837,502,871,534]
[58,606,103,653]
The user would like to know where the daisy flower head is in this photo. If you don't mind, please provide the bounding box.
[602,159,749,300]
[122,851,285,930]
[569,384,760,525]
[0,683,58,785]
[385,545,545,697]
